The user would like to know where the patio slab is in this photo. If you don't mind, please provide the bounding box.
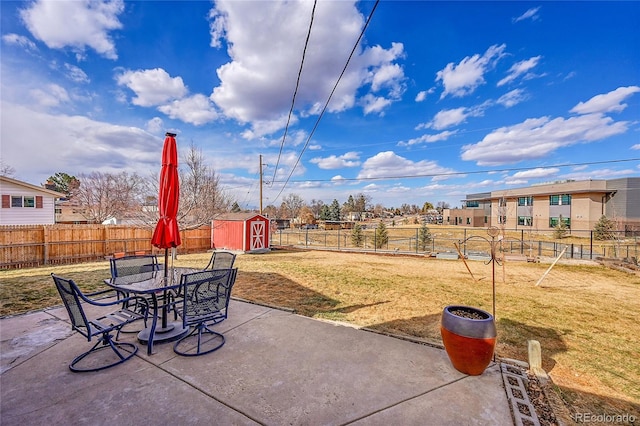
[0,300,514,425]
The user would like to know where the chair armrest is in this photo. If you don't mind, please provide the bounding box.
[78,291,149,312]
[84,288,119,299]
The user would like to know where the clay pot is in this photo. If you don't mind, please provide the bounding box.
[440,305,497,376]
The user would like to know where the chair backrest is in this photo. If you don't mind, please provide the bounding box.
[180,268,237,325]
[110,254,160,278]
[204,251,236,270]
[51,274,91,338]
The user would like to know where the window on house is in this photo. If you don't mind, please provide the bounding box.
[518,197,533,206]
[484,216,488,224]
[24,196,35,208]
[498,215,507,224]
[498,198,507,207]
[11,196,23,207]
[549,217,571,228]
[518,216,532,226]
[466,217,471,224]
[466,201,479,208]
[550,194,572,205]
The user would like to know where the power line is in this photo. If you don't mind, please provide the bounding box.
[273,0,381,202]
[270,0,318,186]
[268,157,640,183]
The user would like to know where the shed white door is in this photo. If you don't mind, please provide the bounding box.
[250,220,266,250]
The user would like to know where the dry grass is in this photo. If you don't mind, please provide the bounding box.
[1,248,639,420]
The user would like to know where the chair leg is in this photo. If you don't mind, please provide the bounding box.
[173,324,225,357]
[69,333,138,372]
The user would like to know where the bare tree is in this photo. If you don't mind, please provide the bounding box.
[0,161,16,177]
[177,143,231,229]
[282,193,304,220]
[74,171,145,223]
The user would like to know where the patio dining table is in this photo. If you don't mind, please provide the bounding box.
[106,267,198,355]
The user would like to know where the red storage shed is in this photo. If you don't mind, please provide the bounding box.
[211,213,270,253]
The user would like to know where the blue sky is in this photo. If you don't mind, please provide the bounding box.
[1,0,639,210]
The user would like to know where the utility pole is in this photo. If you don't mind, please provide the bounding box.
[259,154,263,215]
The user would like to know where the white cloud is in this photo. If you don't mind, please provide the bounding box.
[570,86,640,115]
[436,44,506,99]
[497,56,542,86]
[462,113,631,166]
[208,0,405,136]
[512,168,560,179]
[29,84,70,107]
[399,130,458,147]
[146,117,164,134]
[497,88,529,108]
[2,33,37,50]
[64,63,90,83]
[310,152,360,169]
[1,101,160,183]
[631,144,640,150]
[428,108,468,130]
[422,103,489,130]
[19,0,124,60]
[357,151,456,180]
[157,94,219,126]
[513,7,541,23]
[116,68,188,107]
[361,94,392,115]
[415,87,435,102]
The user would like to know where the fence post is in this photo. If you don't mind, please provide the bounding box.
[337,229,340,250]
[521,230,524,254]
[590,231,593,260]
[43,225,49,265]
[570,243,574,259]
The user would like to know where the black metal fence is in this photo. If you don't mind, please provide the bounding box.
[271,226,639,262]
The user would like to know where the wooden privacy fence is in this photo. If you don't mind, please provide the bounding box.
[0,224,212,269]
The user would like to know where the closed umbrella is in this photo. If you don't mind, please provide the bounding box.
[151,132,182,332]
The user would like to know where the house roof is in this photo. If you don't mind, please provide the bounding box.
[0,176,65,198]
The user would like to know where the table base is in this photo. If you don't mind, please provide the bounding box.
[138,321,189,344]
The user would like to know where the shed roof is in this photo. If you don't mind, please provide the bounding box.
[213,212,268,222]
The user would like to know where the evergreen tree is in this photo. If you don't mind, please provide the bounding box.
[553,215,569,239]
[351,222,364,247]
[329,199,341,221]
[593,215,616,241]
[375,221,388,249]
[418,221,432,251]
[319,204,331,221]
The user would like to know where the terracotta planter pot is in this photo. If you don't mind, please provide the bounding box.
[440,305,497,376]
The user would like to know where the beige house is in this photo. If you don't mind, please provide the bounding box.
[444,178,639,235]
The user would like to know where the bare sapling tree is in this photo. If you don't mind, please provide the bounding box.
[281,193,304,222]
[177,143,231,229]
[74,171,145,223]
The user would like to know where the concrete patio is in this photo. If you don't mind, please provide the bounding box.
[1,299,515,425]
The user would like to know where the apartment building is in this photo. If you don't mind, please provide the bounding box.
[444,178,640,234]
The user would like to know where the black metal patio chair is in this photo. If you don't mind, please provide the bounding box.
[203,251,236,270]
[110,254,162,317]
[51,274,148,372]
[110,254,160,277]
[173,268,237,357]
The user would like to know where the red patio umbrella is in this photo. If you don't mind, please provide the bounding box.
[151,132,181,331]
[151,132,181,253]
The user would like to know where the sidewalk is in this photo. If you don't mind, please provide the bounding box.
[1,300,514,425]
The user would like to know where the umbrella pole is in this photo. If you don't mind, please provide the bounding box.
[162,248,169,330]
